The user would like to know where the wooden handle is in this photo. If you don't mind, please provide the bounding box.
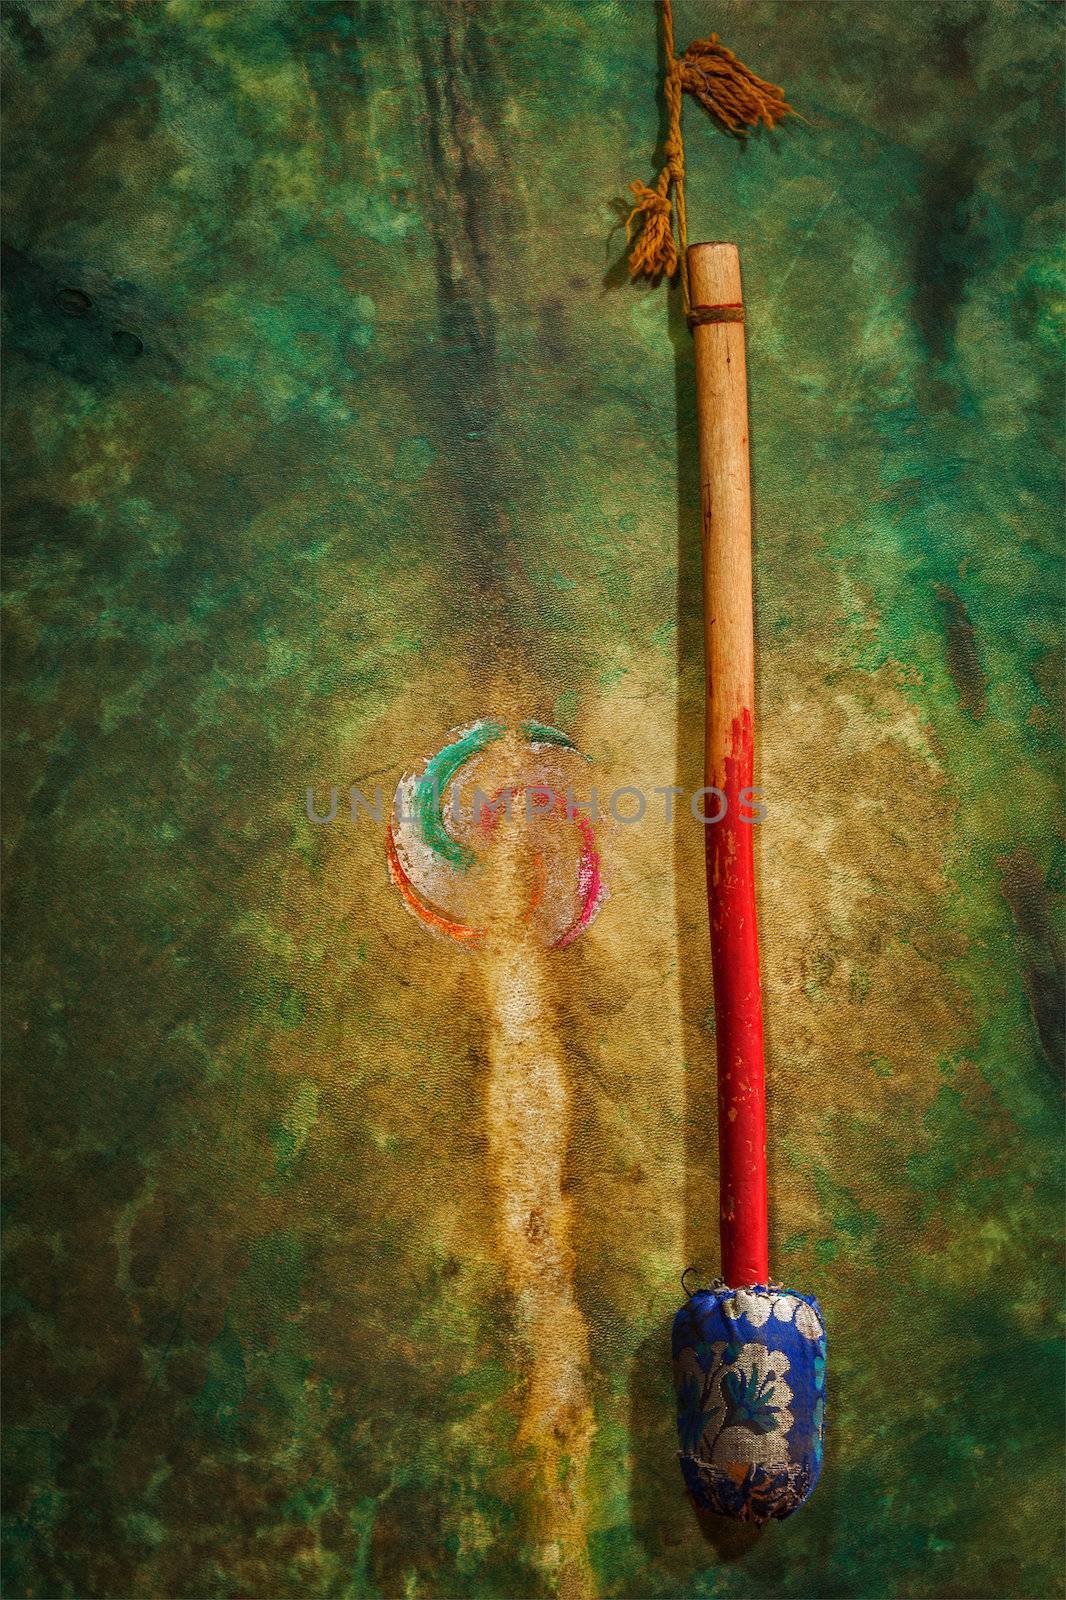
[688,241,768,1287]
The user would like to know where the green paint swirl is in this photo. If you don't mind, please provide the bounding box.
[416,720,506,869]
[518,720,580,753]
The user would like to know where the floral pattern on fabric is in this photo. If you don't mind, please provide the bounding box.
[672,1283,826,1523]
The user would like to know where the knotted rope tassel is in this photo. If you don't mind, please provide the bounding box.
[625,0,796,315]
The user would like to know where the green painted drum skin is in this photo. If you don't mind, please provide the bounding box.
[2,4,1062,1598]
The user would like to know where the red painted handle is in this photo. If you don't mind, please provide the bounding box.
[707,712,767,1285]
[689,242,768,1288]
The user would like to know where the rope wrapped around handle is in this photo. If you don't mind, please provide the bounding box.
[625,0,796,319]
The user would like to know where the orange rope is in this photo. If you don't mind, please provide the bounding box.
[625,0,796,314]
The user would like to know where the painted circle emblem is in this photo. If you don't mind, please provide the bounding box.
[386,719,605,947]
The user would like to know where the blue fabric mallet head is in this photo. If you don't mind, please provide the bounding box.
[673,1285,826,1523]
